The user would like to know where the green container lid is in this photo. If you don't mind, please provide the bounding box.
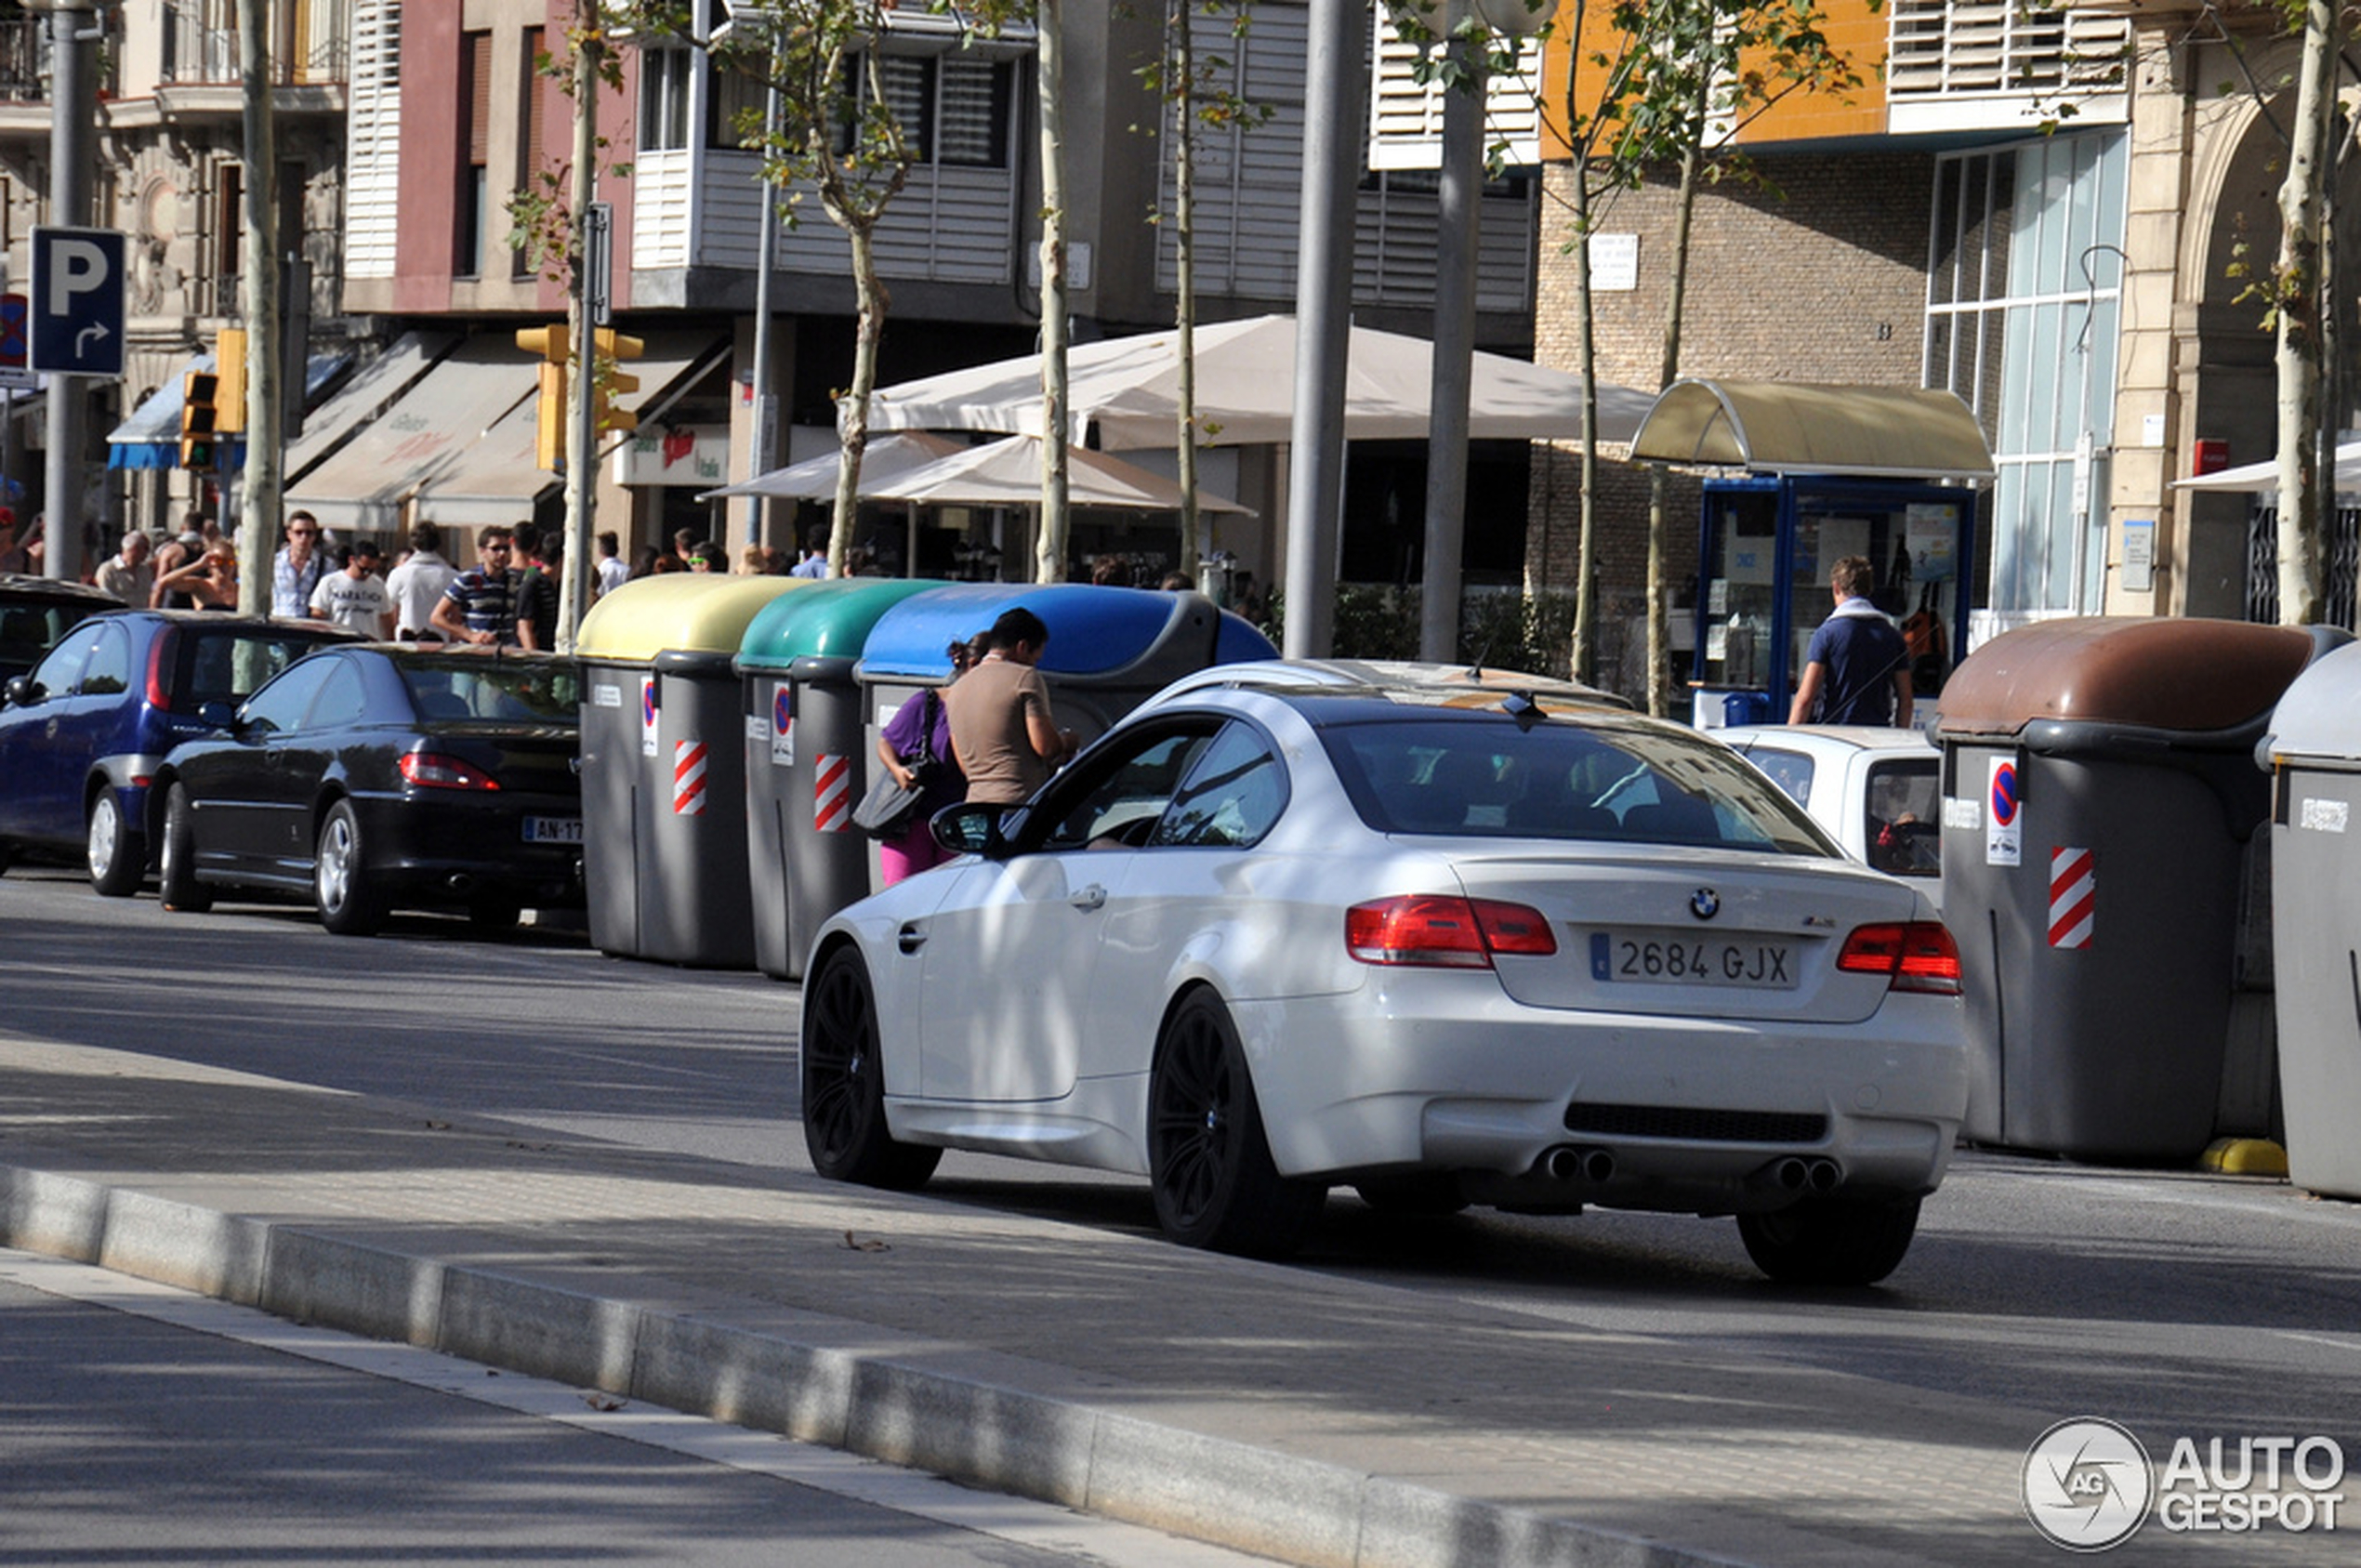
[575,573,808,664]
[735,578,947,674]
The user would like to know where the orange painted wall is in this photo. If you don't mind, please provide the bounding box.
[1538,0,1888,161]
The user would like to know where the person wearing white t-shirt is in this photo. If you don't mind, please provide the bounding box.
[310,542,395,639]
[595,530,629,598]
[385,520,460,640]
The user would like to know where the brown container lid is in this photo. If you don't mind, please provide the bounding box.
[1935,617,2317,738]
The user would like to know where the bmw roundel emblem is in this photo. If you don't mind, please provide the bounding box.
[1689,888,1721,921]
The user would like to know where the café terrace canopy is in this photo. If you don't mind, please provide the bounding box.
[862,434,1254,513]
[862,313,1654,451]
[1629,379,1997,481]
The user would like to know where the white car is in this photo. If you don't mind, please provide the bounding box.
[800,665,1971,1285]
[1716,725,1944,909]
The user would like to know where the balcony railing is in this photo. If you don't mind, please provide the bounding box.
[162,0,348,88]
[0,19,48,103]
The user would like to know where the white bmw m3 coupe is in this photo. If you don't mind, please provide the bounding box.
[800,663,1970,1285]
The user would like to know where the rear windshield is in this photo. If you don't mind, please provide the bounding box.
[400,656,580,724]
[171,628,346,710]
[1318,714,1839,856]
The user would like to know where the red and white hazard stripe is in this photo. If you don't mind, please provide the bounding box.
[813,753,851,833]
[673,741,708,816]
[2048,846,2095,949]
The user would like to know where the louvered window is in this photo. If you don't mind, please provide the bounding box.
[1887,3,2128,99]
[346,0,402,281]
[456,31,491,277]
[1367,5,1544,172]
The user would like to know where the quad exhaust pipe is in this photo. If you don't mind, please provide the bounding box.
[1541,1145,1616,1184]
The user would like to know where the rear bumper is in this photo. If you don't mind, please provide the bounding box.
[1229,973,1968,1212]
[351,791,586,907]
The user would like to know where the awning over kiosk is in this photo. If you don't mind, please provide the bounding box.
[1630,379,1995,481]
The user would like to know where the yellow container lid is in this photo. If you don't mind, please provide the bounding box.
[574,573,810,663]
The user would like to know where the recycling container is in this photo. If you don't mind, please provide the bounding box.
[851,585,1278,899]
[574,573,806,967]
[2257,639,2361,1198]
[1933,617,2346,1161]
[736,578,943,981]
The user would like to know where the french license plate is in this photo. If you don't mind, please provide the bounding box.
[1589,930,1798,990]
[523,816,584,845]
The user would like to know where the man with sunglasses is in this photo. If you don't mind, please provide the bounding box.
[429,525,527,648]
[270,510,329,618]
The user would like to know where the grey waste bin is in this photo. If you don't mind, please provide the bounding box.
[736,578,942,981]
[2259,639,2361,1198]
[1935,617,2346,1161]
[574,574,804,968]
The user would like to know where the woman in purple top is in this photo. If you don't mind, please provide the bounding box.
[873,639,977,885]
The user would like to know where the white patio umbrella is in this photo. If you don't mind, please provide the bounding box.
[863,433,1255,513]
[861,314,1654,450]
[695,430,968,502]
[2174,439,2361,494]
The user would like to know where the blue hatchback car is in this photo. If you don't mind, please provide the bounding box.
[0,610,357,894]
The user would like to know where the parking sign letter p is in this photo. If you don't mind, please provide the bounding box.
[46,238,106,314]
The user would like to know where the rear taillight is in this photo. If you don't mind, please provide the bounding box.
[1838,921,1961,995]
[399,752,501,791]
[1346,895,1558,968]
[144,628,171,711]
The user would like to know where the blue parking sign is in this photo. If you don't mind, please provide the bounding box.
[29,226,125,377]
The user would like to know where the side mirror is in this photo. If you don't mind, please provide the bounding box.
[5,675,40,706]
[196,700,238,731]
[930,801,1010,859]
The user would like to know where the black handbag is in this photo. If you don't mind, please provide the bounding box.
[853,692,940,839]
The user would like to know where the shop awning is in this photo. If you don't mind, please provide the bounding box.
[285,331,726,532]
[2173,440,2361,494]
[105,349,361,470]
[1629,379,1996,481]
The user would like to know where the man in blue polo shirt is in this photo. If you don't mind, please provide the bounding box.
[1788,555,1912,729]
[429,525,526,648]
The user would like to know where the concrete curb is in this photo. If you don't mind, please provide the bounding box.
[1,1161,1746,1568]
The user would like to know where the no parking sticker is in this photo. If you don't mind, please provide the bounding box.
[1985,757,2021,867]
[640,676,659,758]
[771,681,795,766]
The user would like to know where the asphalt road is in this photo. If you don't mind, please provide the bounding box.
[0,1250,1258,1568]
[8,863,2360,1449]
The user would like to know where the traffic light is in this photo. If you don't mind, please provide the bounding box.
[592,329,643,437]
[213,327,248,435]
[179,370,219,471]
[516,324,570,471]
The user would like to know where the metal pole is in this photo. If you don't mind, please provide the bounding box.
[235,0,283,616]
[41,0,97,582]
[1418,4,1481,664]
[1282,0,1368,657]
[557,16,600,653]
[745,71,781,556]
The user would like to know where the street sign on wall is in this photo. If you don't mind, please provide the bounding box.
[28,225,125,377]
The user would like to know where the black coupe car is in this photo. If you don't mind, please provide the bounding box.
[152,645,586,935]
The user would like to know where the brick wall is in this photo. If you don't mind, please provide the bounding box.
[1526,150,1936,695]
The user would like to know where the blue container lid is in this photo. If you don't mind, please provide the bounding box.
[856,583,1220,682]
[1215,610,1278,665]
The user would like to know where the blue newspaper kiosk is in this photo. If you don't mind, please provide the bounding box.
[1629,380,1993,727]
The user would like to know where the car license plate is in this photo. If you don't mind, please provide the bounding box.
[523,816,584,845]
[1589,930,1798,990]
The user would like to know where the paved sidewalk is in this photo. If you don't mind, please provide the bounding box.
[0,1034,2245,1567]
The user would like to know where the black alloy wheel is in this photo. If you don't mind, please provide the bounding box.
[800,946,940,1190]
[1148,990,1326,1258]
[1737,1193,1923,1286]
[158,784,211,914]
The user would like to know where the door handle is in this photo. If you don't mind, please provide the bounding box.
[1070,884,1106,912]
[896,922,926,955]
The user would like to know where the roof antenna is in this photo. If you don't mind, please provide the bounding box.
[1502,691,1543,731]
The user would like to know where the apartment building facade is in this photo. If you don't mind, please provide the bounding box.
[325,0,1550,581]
[0,0,355,543]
